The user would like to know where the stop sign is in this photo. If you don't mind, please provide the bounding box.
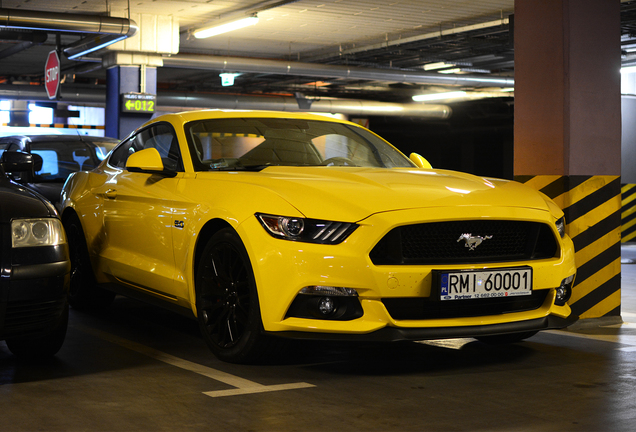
[44,50,60,100]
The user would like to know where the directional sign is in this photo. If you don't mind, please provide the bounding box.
[44,50,60,100]
[121,93,156,113]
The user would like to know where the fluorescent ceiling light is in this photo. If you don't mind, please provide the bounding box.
[501,87,515,92]
[424,62,455,71]
[194,15,259,39]
[412,91,467,102]
[438,68,462,74]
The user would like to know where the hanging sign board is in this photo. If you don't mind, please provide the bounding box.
[121,93,156,113]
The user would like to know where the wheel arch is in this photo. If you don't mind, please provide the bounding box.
[193,218,234,288]
[61,206,80,226]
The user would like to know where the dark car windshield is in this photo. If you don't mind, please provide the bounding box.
[184,118,415,171]
[31,140,117,182]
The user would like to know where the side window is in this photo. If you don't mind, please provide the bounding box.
[31,149,59,177]
[108,123,182,171]
[109,136,143,169]
[137,123,182,171]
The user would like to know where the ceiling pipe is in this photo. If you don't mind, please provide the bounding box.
[0,8,137,59]
[0,84,452,119]
[163,54,514,87]
[158,91,451,118]
[0,30,47,60]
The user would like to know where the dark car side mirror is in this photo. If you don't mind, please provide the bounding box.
[0,151,37,181]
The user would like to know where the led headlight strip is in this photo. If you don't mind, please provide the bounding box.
[256,213,358,244]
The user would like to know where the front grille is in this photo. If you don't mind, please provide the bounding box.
[2,298,66,338]
[382,290,550,320]
[370,220,558,265]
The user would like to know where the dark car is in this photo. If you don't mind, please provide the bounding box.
[0,135,119,205]
[0,151,70,358]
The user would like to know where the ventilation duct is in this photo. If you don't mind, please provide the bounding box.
[0,84,451,119]
[163,54,514,88]
[0,8,138,59]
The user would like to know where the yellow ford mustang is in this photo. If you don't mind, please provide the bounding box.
[60,110,577,363]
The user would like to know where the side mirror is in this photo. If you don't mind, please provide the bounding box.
[409,153,432,169]
[126,148,164,172]
[0,151,36,180]
[126,148,176,177]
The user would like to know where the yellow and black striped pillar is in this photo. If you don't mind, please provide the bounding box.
[515,175,622,319]
[622,184,636,243]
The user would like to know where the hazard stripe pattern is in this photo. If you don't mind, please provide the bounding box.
[621,184,636,243]
[1,123,104,129]
[515,175,621,319]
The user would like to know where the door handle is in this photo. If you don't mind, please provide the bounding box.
[105,189,117,199]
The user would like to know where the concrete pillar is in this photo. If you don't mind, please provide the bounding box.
[514,0,622,321]
[105,65,156,139]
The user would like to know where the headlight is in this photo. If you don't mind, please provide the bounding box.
[555,216,566,238]
[256,213,358,244]
[11,218,67,248]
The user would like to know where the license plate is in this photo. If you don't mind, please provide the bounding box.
[439,267,532,301]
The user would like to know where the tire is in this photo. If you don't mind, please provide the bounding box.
[196,228,272,363]
[64,213,115,310]
[6,302,69,359]
[476,331,538,345]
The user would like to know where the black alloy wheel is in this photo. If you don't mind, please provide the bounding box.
[196,228,269,363]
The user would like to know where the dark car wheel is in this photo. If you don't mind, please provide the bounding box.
[476,331,538,345]
[196,228,273,363]
[64,213,115,309]
[5,302,69,359]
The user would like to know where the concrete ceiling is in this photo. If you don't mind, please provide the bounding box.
[0,0,633,104]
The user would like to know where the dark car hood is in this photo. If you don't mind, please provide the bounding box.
[0,177,56,222]
[22,182,63,206]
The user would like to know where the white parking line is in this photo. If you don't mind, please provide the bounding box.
[546,325,636,352]
[76,325,315,397]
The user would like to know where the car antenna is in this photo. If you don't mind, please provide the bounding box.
[75,128,86,143]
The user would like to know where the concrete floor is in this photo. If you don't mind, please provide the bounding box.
[2,248,636,431]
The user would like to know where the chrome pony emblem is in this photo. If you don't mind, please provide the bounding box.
[457,233,492,251]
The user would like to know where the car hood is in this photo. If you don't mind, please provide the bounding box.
[197,167,554,221]
[0,177,56,222]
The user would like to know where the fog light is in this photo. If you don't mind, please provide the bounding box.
[317,296,336,316]
[555,274,575,306]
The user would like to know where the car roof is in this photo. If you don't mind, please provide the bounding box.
[140,110,361,130]
[0,135,119,144]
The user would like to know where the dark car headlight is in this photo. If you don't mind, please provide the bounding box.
[11,218,67,248]
[555,216,566,238]
[256,213,358,244]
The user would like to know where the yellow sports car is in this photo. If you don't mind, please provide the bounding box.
[60,110,577,363]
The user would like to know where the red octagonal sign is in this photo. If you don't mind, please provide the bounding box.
[44,50,60,100]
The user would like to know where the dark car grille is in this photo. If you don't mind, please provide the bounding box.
[370,220,558,265]
[2,298,66,338]
[382,290,550,320]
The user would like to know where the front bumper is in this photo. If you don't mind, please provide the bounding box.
[239,206,578,340]
[0,244,70,340]
[272,315,578,342]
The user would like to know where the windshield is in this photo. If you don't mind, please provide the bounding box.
[184,118,415,171]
